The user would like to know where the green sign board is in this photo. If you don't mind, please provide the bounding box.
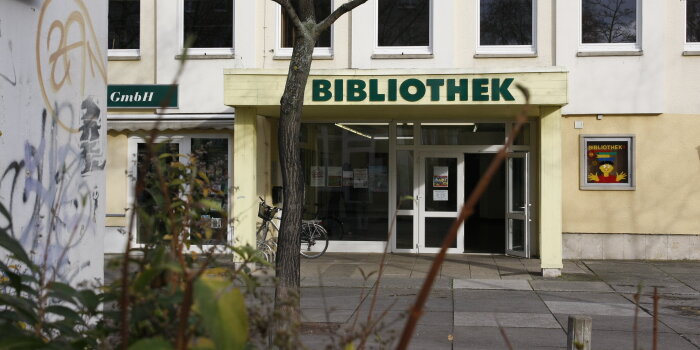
[107,85,178,108]
[311,78,515,102]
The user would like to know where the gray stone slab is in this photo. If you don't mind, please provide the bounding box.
[452,326,567,350]
[610,282,700,295]
[552,313,674,333]
[685,334,700,349]
[530,280,613,292]
[586,330,699,350]
[537,291,631,304]
[454,312,561,328]
[301,308,353,323]
[454,290,550,313]
[454,278,532,290]
[544,300,651,317]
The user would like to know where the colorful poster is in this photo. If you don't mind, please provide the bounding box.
[310,166,325,187]
[433,190,448,201]
[327,167,342,187]
[342,171,354,186]
[353,168,368,188]
[433,166,449,187]
[581,136,635,190]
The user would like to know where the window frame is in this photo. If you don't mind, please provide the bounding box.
[578,0,642,55]
[274,1,334,59]
[127,134,233,252]
[475,0,538,57]
[373,0,434,57]
[684,0,700,53]
[108,0,141,60]
[178,0,235,57]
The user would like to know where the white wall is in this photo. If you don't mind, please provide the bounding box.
[556,0,665,115]
[0,0,107,284]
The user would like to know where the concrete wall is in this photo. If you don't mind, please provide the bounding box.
[0,0,107,283]
[562,115,700,236]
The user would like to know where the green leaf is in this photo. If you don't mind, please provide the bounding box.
[132,266,163,292]
[46,282,79,304]
[45,305,84,325]
[0,227,33,268]
[194,277,248,350]
[198,199,222,211]
[128,338,174,350]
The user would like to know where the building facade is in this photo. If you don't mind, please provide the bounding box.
[106,0,700,276]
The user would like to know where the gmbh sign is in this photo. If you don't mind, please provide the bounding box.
[107,85,178,108]
[311,78,515,102]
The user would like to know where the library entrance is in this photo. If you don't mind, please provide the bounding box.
[393,123,533,257]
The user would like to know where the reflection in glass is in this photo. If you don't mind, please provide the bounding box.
[582,0,636,43]
[191,139,229,245]
[397,151,414,210]
[396,216,413,249]
[510,157,525,212]
[184,0,233,48]
[425,218,456,248]
[281,0,331,48]
[301,124,389,241]
[424,157,457,212]
[396,123,414,145]
[480,0,532,45]
[137,143,179,244]
[422,123,505,145]
[378,0,430,47]
[509,218,525,251]
[688,0,700,43]
[109,0,140,50]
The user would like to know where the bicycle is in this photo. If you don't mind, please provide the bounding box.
[257,197,329,260]
[305,202,347,241]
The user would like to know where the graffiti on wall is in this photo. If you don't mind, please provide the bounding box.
[0,0,106,283]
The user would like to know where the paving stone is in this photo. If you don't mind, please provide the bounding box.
[544,301,651,317]
[302,308,353,323]
[452,326,567,350]
[453,279,532,290]
[530,280,613,292]
[537,291,631,304]
[552,313,674,333]
[684,334,700,348]
[610,282,699,295]
[454,312,561,328]
[454,290,549,313]
[586,330,699,350]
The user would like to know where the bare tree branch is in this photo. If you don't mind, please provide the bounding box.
[317,0,368,33]
[271,0,307,38]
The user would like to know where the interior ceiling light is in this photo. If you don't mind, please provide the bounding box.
[334,123,372,139]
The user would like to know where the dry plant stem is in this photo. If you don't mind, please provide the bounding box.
[653,287,659,350]
[396,87,530,350]
[119,47,189,349]
[633,288,640,350]
[496,319,514,350]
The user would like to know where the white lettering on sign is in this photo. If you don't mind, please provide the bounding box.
[109,91,155,103]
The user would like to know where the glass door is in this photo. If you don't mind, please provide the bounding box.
[418,153,464,253]
[506,152,530,257]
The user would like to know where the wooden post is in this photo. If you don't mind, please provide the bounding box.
[567,315,592,350]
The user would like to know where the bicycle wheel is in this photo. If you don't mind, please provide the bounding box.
[300,223,329,259]
[321,216,345,240]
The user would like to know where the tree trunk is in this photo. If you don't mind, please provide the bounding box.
[274,34,316,341]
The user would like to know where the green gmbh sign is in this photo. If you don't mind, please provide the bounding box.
[107,85,178,108]
[311,78,515,102]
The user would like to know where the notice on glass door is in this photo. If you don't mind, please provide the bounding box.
[327,167,342,187]
[433,190,448,201]
[433,166,449,187]
[310,166,325,187]
[353,168,368,188]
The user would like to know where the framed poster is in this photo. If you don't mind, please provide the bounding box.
[580,135,635,190]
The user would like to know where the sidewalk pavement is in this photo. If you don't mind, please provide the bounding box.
[298,253,700,350]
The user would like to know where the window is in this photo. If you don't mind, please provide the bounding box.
[580,0,641,53]
[375,0,432,56]
[686,0,700,52]
[182,0,234,55]
[129,135,231,246]
[477,0,536,56]
[276,0,333,58]
[108,0,140,58]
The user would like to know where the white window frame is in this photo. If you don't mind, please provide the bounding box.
[578,0,642,54]
[127,134,233,253]
[274,1,334,59]
[108,0,141,60]
[684,0,700,53]
[373,0,433,57]
[475,0,537,56]
[178,0,235,57]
